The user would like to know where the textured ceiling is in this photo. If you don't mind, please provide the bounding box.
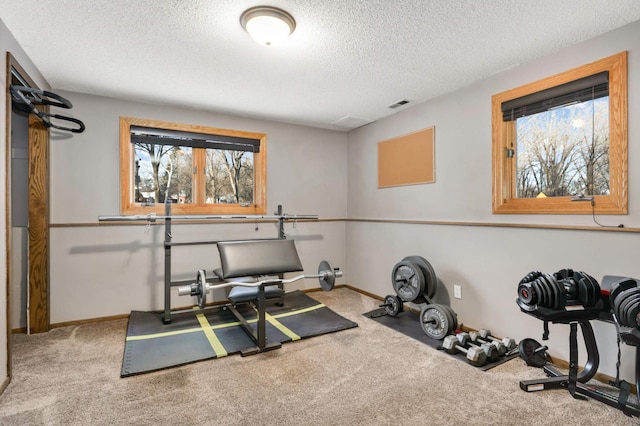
[3,1,640,131]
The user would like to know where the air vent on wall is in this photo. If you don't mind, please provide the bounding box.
[387,99,410,109]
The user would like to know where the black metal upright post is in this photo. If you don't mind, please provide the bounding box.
[163,202,172,323]
[277,204,285,239]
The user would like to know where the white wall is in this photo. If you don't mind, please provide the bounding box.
[346,20,640,379]
[48,91,348,323]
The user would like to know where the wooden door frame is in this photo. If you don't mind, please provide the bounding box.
[5,53,50,347]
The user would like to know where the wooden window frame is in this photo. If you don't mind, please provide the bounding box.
[492,51,627,214]
[120,116,267,215]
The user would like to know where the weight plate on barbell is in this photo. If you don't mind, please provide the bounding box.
[197,269,207,309]
[383,294,403,317]
[518,338,548,368]
[392,260,426,302]
[403,255,438,300]
[419,304,450,340]
[318,260,337,291]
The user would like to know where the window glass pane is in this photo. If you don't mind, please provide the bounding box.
[134,144,192,204]
[515,97,609,198]
[205,149,254,205]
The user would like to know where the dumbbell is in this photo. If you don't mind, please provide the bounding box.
[468,331,507,356]
[442,334,488,367]
[457,332,500,362]
[478,329,516,351]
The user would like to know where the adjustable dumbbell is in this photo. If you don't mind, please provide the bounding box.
[478,329,516,351]
[442,334,488,367]
[469,331,507,356]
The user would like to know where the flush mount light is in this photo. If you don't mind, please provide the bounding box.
[240,6,296,47]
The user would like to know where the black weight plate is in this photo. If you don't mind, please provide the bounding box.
[533,279,545,307]
[420,304,450,340]
[586,273,601,305]
[620,288,640,326]
[519,338,548,368]
[542,274,557,309]
[391,260,425,302]
[569,272,585,305]
[554,276,567,310]
[613,287,640,320]
[383,294,402,317]
[528,281,542,305]
[443,305,458,333]
[615,288,640,324]
[610,279,639,309]
[437,304,455,336]
[543,274,558,309]
[549,275,566,310]
[618,294,636,326]
[629,300,640,328]
[576,278,588,307]
[535,277,548,308]
[197,269,207,309]
[625,299,640,328]
[580,274,594,307]
[403,256,438,300]
[619,291,640,327]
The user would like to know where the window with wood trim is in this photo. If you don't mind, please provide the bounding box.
[120,116,267,215]
[492,51,627,214]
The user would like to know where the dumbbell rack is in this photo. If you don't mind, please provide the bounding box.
[517,299,640,417]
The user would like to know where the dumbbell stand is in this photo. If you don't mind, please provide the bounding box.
[519,319,598,391]
[518,300,640,417]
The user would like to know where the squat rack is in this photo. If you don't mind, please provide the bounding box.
[99,203,318,323]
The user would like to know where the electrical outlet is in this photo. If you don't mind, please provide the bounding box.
[454,285,462,299]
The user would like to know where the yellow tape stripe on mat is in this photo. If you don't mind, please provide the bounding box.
[126,303,325,342]
[125,320,241,341]
[195,312,228,357]
[264,312,301,341]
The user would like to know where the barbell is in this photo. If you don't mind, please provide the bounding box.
[178,260,342,306]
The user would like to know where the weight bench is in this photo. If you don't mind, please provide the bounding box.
[179,239,342,356]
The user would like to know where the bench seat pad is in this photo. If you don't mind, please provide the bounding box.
[217,239,303,279]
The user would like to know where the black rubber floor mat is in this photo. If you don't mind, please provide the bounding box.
[363,307,517,371]
[122,290,358,377]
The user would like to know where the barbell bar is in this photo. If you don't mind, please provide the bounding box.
[98,213,318,222]
[178,260,342,301]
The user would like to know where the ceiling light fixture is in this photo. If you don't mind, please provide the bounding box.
[240,6,296,47]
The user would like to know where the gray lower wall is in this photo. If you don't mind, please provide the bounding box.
[346,19,640,380]
[50,220,345,323]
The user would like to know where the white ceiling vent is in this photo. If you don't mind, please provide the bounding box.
[387,99,410,109]
[331,116,374,131]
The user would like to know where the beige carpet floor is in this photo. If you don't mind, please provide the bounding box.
[0,287,637,425]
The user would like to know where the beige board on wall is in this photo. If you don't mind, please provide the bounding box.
[378,126,435,188]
